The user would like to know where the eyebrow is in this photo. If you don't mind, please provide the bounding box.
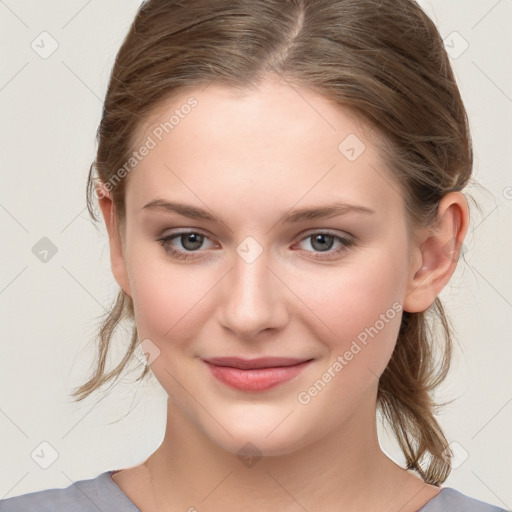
[141,199,375,224]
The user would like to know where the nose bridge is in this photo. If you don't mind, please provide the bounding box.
[217,236,287,337]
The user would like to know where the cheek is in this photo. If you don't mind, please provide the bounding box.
[125,243,216,349]
[292,259,406,419]
[294,252,407,372]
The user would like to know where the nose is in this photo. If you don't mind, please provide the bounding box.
[216,244,289,340]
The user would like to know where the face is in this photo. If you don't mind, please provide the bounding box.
[109,77,420,457]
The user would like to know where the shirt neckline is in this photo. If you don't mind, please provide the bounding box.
[103,470,142,511]
[104,470,448,512]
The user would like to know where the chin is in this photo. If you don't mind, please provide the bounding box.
[204,414,317,459]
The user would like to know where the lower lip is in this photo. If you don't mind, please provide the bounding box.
[204,360,312,392]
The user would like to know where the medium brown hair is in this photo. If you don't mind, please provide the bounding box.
[73,0,473,485]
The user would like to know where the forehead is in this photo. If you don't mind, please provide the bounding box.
[126,78,403,221]
[133,78,371,152]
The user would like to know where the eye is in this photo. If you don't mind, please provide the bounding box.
[157,230,216,260]
[294,231,354,260]
[157,229,355,261]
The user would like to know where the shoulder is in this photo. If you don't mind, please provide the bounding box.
[419,487,508,512]
[0,470,139,512]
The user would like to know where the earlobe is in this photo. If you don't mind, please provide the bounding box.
[96,183,132,297]
[403,192,469,313]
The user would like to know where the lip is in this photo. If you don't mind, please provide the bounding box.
[203,357,313,392]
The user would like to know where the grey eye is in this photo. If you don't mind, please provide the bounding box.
[309,234,336,252]
[178,233,205,251]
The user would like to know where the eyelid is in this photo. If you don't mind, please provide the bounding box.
[295,227,354,241]
[162,227,212,238]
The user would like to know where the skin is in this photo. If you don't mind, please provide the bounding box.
[98,77,469,512]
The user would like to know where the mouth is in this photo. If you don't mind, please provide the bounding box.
[202,357,313,392]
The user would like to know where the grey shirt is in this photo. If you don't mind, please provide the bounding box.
[0,470,508,511]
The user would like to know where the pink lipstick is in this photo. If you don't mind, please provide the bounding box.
[203,357,312,392]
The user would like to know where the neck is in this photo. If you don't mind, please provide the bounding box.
[141,388,424,512]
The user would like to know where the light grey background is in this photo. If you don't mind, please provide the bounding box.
[0,0,511,507]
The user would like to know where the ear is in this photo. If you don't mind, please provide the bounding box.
[96,183,132,297]
[403,191,469,313]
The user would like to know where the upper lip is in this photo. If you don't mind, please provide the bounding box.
[203,357,312,370]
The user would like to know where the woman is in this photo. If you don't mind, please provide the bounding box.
[1,0,507,510]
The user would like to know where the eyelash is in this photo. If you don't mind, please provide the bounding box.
[157,229,355,261]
